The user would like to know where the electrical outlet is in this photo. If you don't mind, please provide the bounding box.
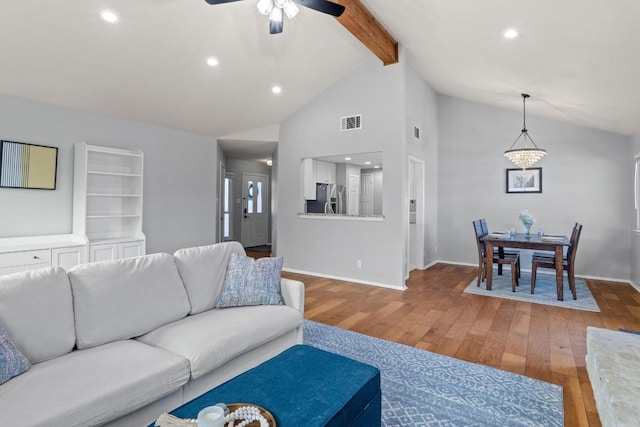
[356,260,362,269]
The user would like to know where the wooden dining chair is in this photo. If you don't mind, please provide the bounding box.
[479,218,521,276]
[530,223,583,300]
[473,219,520,291]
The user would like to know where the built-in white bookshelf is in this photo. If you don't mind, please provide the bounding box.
[73,142,145,262]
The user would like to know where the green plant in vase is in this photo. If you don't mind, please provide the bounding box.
[519,210,535,236]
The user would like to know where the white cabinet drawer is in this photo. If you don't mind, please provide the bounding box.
[0,262,50,276]
[0,249,50,269]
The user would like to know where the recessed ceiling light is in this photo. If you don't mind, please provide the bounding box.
[374,165,380,169]
[365,161,371,165]
[345,157,352,161]
[206,57,220,67]
[503,28,519,39]
[271,85,282,95]
[100,9,119,23]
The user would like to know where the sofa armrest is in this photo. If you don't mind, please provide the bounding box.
[280,278,304,314]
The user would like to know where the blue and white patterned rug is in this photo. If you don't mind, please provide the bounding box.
[303,320,563,427]
[464,268,600,312]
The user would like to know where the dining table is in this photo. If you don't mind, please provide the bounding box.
[481,232,570,300]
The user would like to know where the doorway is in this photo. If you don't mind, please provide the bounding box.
[360,173,374,216]
[407,157,425,279]
[348,174,360,216]
[241,173,269,248]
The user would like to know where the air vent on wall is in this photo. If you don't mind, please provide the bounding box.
[340,114,362,132]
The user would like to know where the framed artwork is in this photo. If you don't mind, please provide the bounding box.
[0,140,58,190]
[506,167,542,193]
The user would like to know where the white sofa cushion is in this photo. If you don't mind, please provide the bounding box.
[137,305,303,379]
[0,267,75,363]
[0,340,190,427]
[68,253,191,349]
[174,241,245,314]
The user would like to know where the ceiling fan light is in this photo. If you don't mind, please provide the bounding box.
[274,0,288,8]
[283,1,299,19]
[257,0,273,16]
[269,6,283,22]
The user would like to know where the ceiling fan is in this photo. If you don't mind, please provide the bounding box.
[204,0,345,34]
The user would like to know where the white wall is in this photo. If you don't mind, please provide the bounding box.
[0,94,218,254]
[437,95,633,281]
[277,58,408,289]
[632,132,640,287]
[405,65,439,266]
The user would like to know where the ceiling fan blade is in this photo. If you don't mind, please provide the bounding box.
[270,19,284,34]
[294,0,345,17]
[204,0,243,4]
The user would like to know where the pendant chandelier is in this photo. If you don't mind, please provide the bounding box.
[504,93,546,169]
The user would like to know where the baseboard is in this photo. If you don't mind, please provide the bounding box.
[282,267,406,291]
[422,260,440,269]
[284,262,636,294]
[573,273,633,286]
[430,261,634,287]
[433,260,477,267]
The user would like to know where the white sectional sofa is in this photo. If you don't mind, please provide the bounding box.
[585,326,640,427]
[0,242,304,427]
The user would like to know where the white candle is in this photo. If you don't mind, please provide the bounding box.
[197,406,225,427]
[204,412,222,420]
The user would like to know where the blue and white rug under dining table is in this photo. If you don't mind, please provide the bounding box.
[464,267,600,312]
[303,320,564,427]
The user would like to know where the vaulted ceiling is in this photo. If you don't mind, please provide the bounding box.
[1,0,638,153]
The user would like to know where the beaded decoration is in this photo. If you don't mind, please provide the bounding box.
[225,405,269,427]
[154,404,270,427]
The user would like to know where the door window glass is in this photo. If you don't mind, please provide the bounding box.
[223,177,231,239]
[257,181,263,214]
[247,181,254,214]
[635,155,640,230]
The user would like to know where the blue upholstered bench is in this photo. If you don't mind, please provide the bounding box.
[163,344,381,427]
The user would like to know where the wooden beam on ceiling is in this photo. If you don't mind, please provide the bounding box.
[333,0,398,66]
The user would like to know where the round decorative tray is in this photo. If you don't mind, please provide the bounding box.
[226,403,276,427]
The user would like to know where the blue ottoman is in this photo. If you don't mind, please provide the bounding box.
[164,344,381,427]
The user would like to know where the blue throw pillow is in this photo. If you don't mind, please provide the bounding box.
[0,323,30,385]
[216,253,284,308]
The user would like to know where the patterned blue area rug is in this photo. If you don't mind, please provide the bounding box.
[464,268,600,312]
[303,320,563,427]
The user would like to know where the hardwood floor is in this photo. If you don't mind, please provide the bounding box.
[279,263,640,427]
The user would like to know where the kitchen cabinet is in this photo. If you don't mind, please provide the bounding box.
[316,160,336,184]
[301,158,317,200]
[302,158,336,200]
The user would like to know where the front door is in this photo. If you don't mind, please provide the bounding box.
[241,173,269,248]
